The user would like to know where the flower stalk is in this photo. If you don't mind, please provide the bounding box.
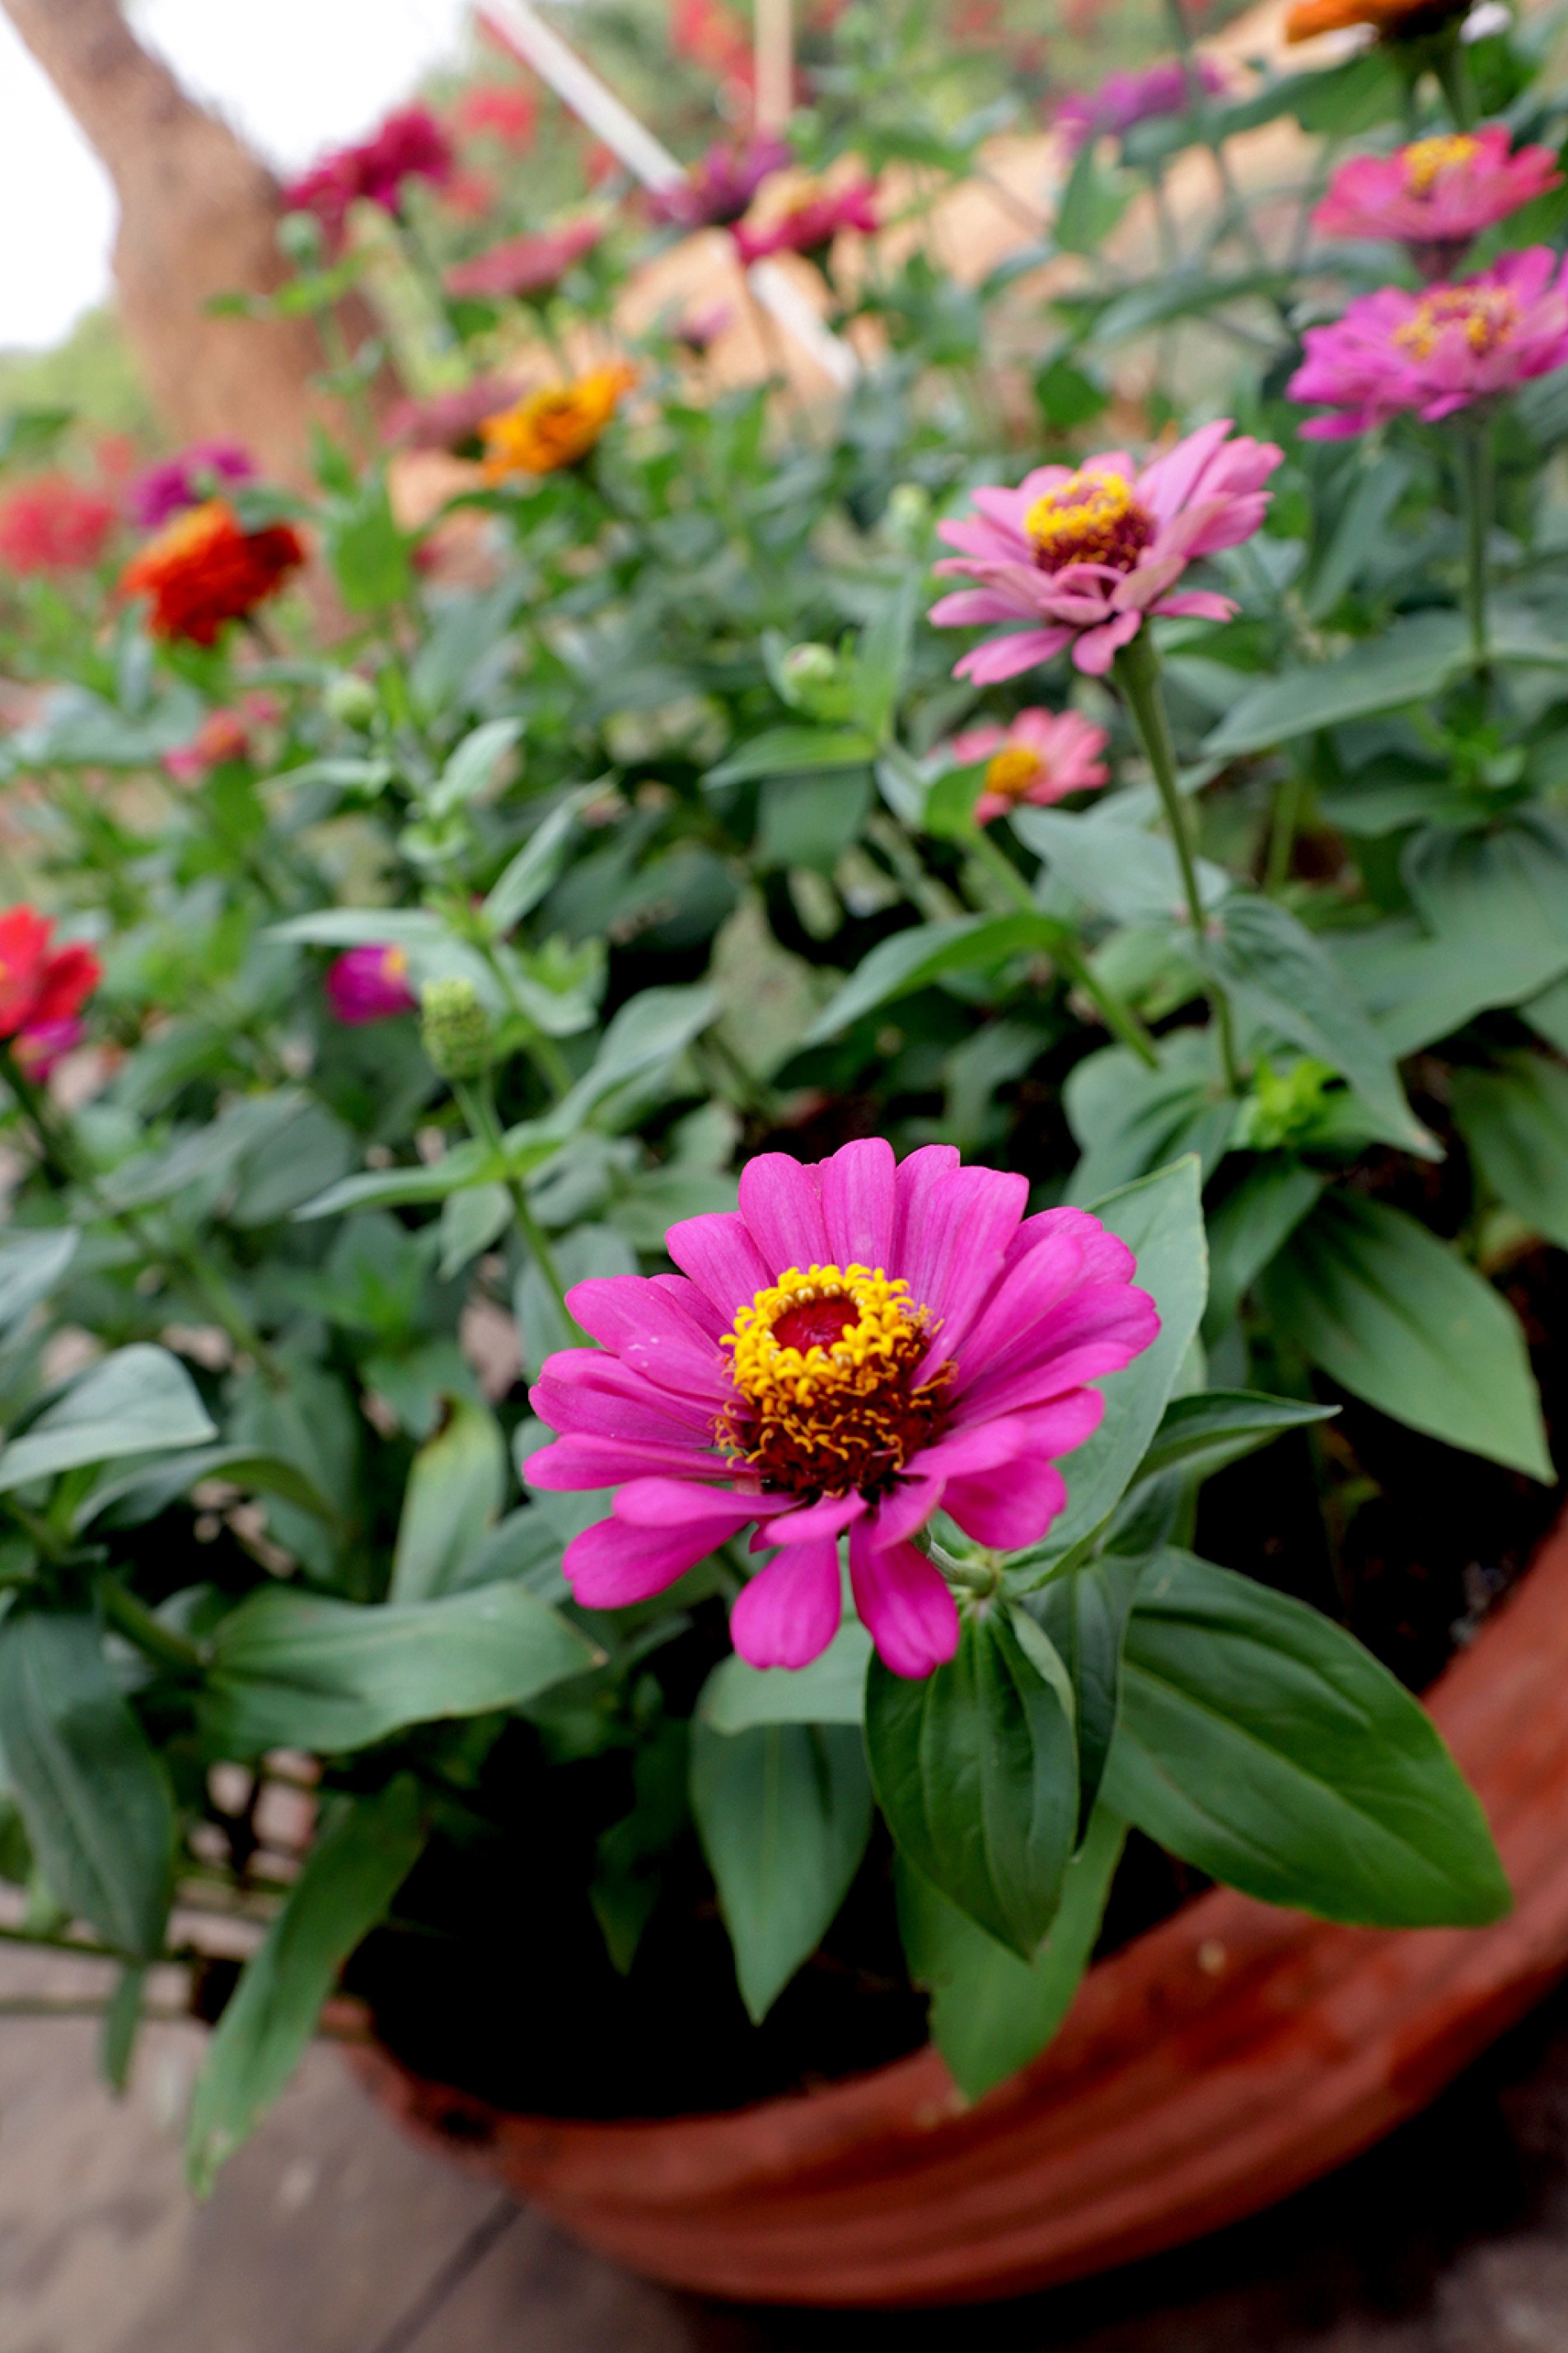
[1457,411,1494,677]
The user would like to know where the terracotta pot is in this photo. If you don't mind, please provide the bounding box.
[353,1506,1568,2309]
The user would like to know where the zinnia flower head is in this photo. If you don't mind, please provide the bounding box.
[733,178,879,266]
[119,501,305,645]
[1288,246,1568,437]
[0,908,100,1066]
[526,1140,1159,1679]
[930,419,1282,681]
[127,441,255,531]
[445,217,603,302]
[283,105,453,244]
[1313,131,1561,272]
[1056,57,1228,152]
[453,83,537,151]
[0,475,117,576]
[946,708,1112,825]
[164,706,255,784]
[478,364,637,480]
[1285,0,1466,39]
[325,944,418,1025]
[649,137,792,231]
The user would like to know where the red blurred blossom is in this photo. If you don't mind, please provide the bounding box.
[127,440,255,531]
[162,698,277,784]
[649,137,792,232]
[385,376,522,453]
[325,944,418,1024]
[671,0,754,93]
[1055,56,1227,152]
[445,216,603,301]
[733,179,878,266]
[283,105,454,244]
[0,475,117,576]
[442,168,499,221]
[120,501,306,645]
[0,907,100,1073]
[453,82,537,150]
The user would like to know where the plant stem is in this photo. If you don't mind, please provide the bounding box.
[963,823,1160,1069]
[455,1078,581,1341]
[1113,631,1242,1092]
[1457,413,1493,678]
[1432,30,1478,131]
[1265,770,1304,895]
[98,1574,207,1674]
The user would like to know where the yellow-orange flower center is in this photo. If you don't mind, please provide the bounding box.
[1023,468,1155,574]
[381,947,410,981]
[721,1263,950,1496]
[1401,134,1480,195]
[984,744,1046,801]
[480,363,635,480]
[1392,283,1519,360]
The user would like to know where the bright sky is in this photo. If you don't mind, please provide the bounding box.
[0,0,473,349]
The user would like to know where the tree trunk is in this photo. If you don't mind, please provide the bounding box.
[1,0,390,481]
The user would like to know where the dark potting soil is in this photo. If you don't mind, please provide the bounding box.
[353,1241,1567,2126]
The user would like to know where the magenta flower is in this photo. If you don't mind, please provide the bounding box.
[128,442,255,531]
[12,1017,83,1080]
[946,708,1112,826]
[384,376,522,454]
[650,137,792,232]
[445,217,604,302]
[1056,57,1227,152]
[1289,247,1568,438]
[283,106,453,245]
[733,179,879,267]
[325,945,417,1025]
[525,1141,1158,1680]
[1313,131,1561,275]
[929,419,1282,682]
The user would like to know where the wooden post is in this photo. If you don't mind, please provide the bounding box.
[753,0,793,134]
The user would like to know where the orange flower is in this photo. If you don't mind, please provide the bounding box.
[1285,0,1465,42]
[119,500,305,644]
[478,365,636,481]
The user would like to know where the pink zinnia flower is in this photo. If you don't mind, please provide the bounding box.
[0,476,117,575]
[1313,130,1561,275]
[445,217,603,302]
[525,1141,1159,1679]
[164,707,251,784]
[453,83,537,152]
[930,419,1282,682]
[1288,247,1568,437]
[947,708,1112,825]
[128,442,255,531]
[283,106,453,245]
[325,945,417,1024]
[1056,57,1227,152]
[13,1017,83,1079]
[649,137,792,232]
[733,179,878,266]
[384,376,521,453]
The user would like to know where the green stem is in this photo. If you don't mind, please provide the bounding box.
[456,1078,582,1341]
[1114,631,1242,1092]
[1432,31,1477,131]
[964,825,1160,1069]
[98,1574,207,1675]
[1265,770,1304,896]
[1457,414,1493,678]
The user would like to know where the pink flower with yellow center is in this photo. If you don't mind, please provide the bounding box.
[1313,130,1561,275]
[929,419,1282,682]
[946,708,1111,826]
[1289,247,1568,437]
[525,1140,1158,1679]
[325,945,417,1025]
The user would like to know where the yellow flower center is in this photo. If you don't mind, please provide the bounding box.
[1023,468,1156,574]
[721,1262,950,1496]
[381,947,409,980]
[1402,134,1480,195]
[984,744,1046,801]
[1392,283,1519,359]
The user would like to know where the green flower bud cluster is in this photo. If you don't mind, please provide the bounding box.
[419,976,494,1081]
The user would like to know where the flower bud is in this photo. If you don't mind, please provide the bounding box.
[325,671,378,728]
[781,643,839,700]
[419,975,494,1080]
[885,482,931,550]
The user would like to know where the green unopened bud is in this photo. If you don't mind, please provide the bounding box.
[325,672,378,728]
[420,975,494,1081]
[781,643,839,702]
[885,482,932,551]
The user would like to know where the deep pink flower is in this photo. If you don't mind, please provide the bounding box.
[1288,247,1568,437]
[650,137,792,231]
[525,1141,1158,1679]
[283,106,453,243]
[733,178,878,266]
[947,707,1112,825]
[12,1017,83,1079]
[0,476,117,575]
[453,83,537,152]
[1056,57,1227,152]
[1313,130,1561,273]
[384,376,521,453]
[929,419,1282,681]
[445,217,603,301]
[325,945,417,1024]
[127,442,255,531]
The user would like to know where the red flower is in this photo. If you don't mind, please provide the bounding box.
[119,500,305,645]
[733,179,879,266]
[0,475,117,576]
[445,217,603,301]
[283,105,453,244]
[0,908,100,1061]
[671,0,755,92]
[453,84,537,150]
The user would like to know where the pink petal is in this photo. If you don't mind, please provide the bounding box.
[891,1144,959,1275]
[820,1138,897,1269]
[900,1162,1028,1345]
[1072,610,1144,676]
[566,1276,731,1406]
[943,1452,1069,1551]
[564,1513,724,1607]
[526,1434,732,1489]
[730,1539,844,1670]
[1153,590,1237,620]
[959,1283,1162,1420]
[849,1521,960,1680]
[612,1478,775,1533]
[929,587,1033,629]
[767,1490,868,1543]
[1005,1203,1135,1283]
[954,628,1074,684]
[531,1359,714,1439]
[666,1211,771,1324]
[1137,418,1233,523]
[737,1152,829,1274]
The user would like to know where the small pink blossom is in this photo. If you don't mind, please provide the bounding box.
[1056,57,1227,152]
[164,708,250,784]
[12,1017,83,1079]
[525,1140,1158,1680]
[947,708,1112,825]
[325,945,417,1024]
[929,419,1282,681]
[384,377,521,453]
[128,442,255,531]
[445,217,603,302]
[1288,247,1568,437]
[1313,130,1561,274]
[733,179,878,266]
[283,107,453,245]
[650,138,792,232]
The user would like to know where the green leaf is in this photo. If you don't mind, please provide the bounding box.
[756,770,873,871]
[325,479,413,612]
[697,1619,873,1732]
[1053,138,1131,255]
[1063,1033,1233,1205]
[1336,917,1567,1060]
[1010,1156,1209,1585]
[1013,805,1229,929]
[185,1778,426,2193]
[481,784,601,935]
[437,1180,513,1278]
[0,1610,172,1957]
[0,1228,77,1330]
[547,985,719,1134]
[896,1803,1127,2102]
[267,909,451,951]
[1452,1053,1568,1251]
[1521,972,1568,1055]
[1090,264,1293,347]
[703,726,877,789]
[0,1346,217,1492]
[77,1443,341,1534]
[806,913,1047,1044]
[1105,1551,1511,1926]
[1260,1192,1552,1481]
[426,717,522,818]
[1030,1554,1147,1821]
[1205,894,1433,1156]
[1203,1154,1325,1340]
[1134,1388,1337,1485]
[1405,811,1568,985]
[388,1397,508,1602]
[101,1963,147,2093]
[229,1104,355,1228]
[201,1583,601,1757]
[293,1137,501,1220]
[1304,453,1413,621]
[689,1720,873,2022]
[866,1607,1077,1958]
[97,1092,306,1212]
[1203,611,1467,759]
